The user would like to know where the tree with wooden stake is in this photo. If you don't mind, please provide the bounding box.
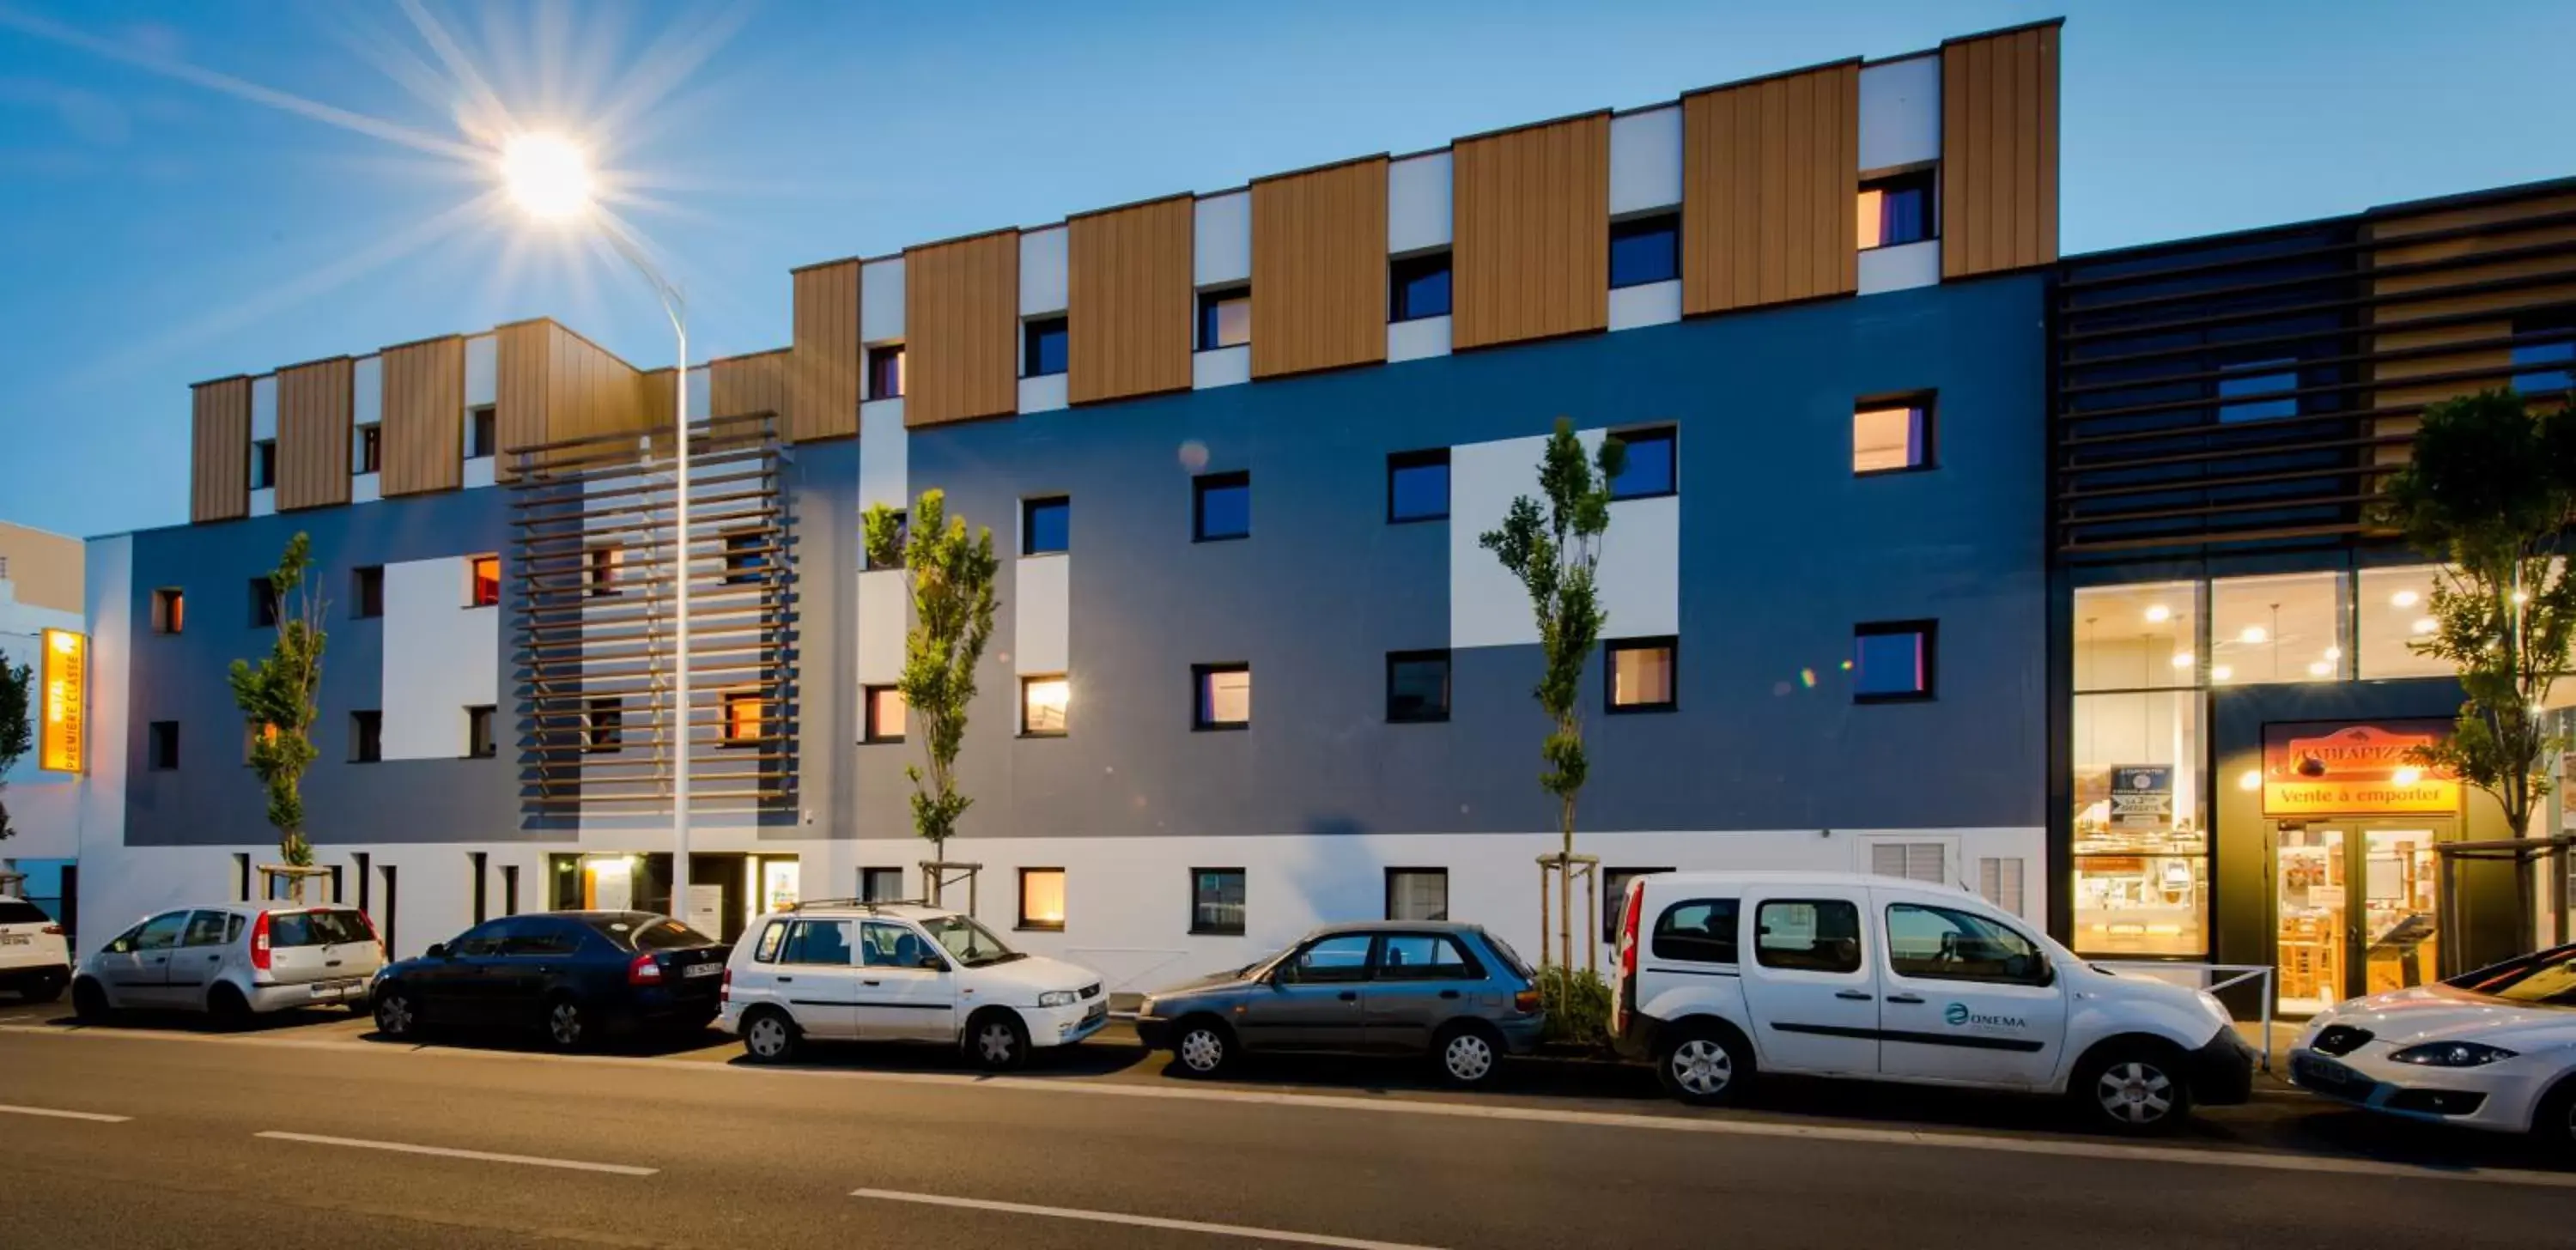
[0,654,30,841]
[228,532,329,904]
[2374,388,2576,950]
[1480,417,1625,992]
[863,489,999,907]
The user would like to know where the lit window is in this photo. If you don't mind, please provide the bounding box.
[1854,397,1934,474]
[1024,317,1068,379]
[2073,581,2200,692]
[1389,252,1452,322]
[1856,169,1935,250]
[1191,868,1246,935]
[1198,288,1250,351]
[352,567,384,618]
[1018,868,1066,931]
[2210,571,2346,684]
[2071,689,2208,957]
[465,705,496,758]
[1021,676,1070,737]
[863,685,907,743]
[152,587,185,634]
[587,547,623,598]
[1609,427,1676,500]
[1024,496,1070,555]
[1194,471,1250,542]
[1387,449,1449,523]
[1194,664,1250,730]
[1608,214,1680,288]
[585,696,623,754]
[1386,651,1451,723]
[1853,622,1935,702]
[468,555,501,608]
[2356,566,2450,679]
[356,422,382,475]
[249,439,277,491]
[722,692,764,746]
[1607,639,1677,712]
[467,405,498,458]
[867,345,905,400]
[2217,359,2300,422]
[1385,868,1449,921]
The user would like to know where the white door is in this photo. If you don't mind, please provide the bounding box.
[1738,889,1879,1076]
[854,921,957,1041]
[771,919,861,1040]
[1872,894,2067,1088]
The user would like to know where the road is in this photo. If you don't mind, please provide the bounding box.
[0,997,2568,1249]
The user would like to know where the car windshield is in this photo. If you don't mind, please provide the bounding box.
[2448,944,2576,1007]
[920,914,1023,967]
[271,909,370,947]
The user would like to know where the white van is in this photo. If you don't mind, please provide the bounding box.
[1609,871,2253,1133]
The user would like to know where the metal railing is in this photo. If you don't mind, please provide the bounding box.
[2092,961,2278,1072]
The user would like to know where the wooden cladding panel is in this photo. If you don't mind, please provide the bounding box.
[1068,196,1194,404]
[1941,24,2060,279]
[275,357,353,511]
[495,320,552,479]
[380,336,464,496]
[1682,63,1858,315]
[544,323,646,446]
[1453,114,1610,349]
[904,231,1021,427]
[1252,158,1388,379]
[790,260,860,442]
[711,350,791,419]
[2366,192,2576,466]
[190,377,251,523]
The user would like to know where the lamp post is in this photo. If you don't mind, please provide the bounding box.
[503,133,693,919]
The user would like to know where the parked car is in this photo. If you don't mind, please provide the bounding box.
[720,901,1107,1070]
[370,911,726,1050]
[1609,871,2254,1134]
[1134,921,1546,1089]
[2288,942,2576,1150]
[72,903,383,1025]
[0,895,72,1003]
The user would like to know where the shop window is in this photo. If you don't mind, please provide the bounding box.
[867,345,905,401]
[2210,571,2346,684]
[1194,663,1250,730]
[1021,675,1069,737]
[352,566,384,618]
[1608,213,1680,288]
[1018,868,1066,931]
[1856,169,1935,250]
[1609,426,1676,499]
[468,555,501,608]
[1852,621,1935,702]
[2218,358,2300,422]
[1191,868,1246,935]
[1023,317,1068,379]
[2072,688,2208,958]
[2074,581,2201,691]
[1198,287,1250,351]
[2356,565,2452,679]
[1853,396,1934,475]
[1386,650,1450,724]
[1387,449,1449,523]
[1384,868,1448,921]
[1389,251,1452,322]
[1194,470,1250,542]
[151,587,185,634]
[863,685,906,743]
[1024,496,1070,555]
[1607,638,1677,712]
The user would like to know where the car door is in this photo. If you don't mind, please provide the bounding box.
[1738,889,1880,1077]
[1362,932,1485,1054]
[854,921,959,1042]
[97,911,188,1008]
[166,910,236,1008]
[1873,893,2068,1088]
[1236,933,1374,1052]
[772,919,861,1040]
[417,920,511,1025]
[495,919,582,1025]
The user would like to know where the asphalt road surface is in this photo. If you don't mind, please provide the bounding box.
[0,998,2568,1249]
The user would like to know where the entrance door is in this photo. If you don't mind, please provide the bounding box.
[2275,821,2448,1013]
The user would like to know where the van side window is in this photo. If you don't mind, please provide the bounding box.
[1651,900,1741,964]
[752,920,789,963]
[1754,900,1863,974]
[1886,903,2046,985]
[781,920,854,967]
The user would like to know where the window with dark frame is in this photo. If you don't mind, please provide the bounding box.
[586,546,623,598]
[1602,868,1674,944]
[1386,448,1449,523]
[1606,637,1678,712]
[1384,868,1449,921]
[1190,868,1246,935]
[1389,251,1452,322]
[468,404,498,458]
[1198,287,1250,351]
[350,711,382,763]
[248,577,280,628]
[1651,897,1741,964]
[1018,868,1066,931]
[152,587,185,634]
[723,531,766,585]
[1193,663,1250,730]
[1755,898,1863,973]
[1386,650,1451,723]
[1020,675,1069,737]
[1608,426,1676,500]
[1852,395,1935,474]
[148,721,180,770]
[1853,620,1937,702]
[866,511,908,571]
[1608,213,1680,288]
[465,706,497,758]
[2216,359,2300,422]
[585,696,623,754]
[1023,496,1070,555]
[468,555,501,608]
[867,344,906,400]
[722,691,764,746]
[249,439,277,491]
[1193,470,1250,542]
[2512,316,2575,395]
[351,566,385,618]
[357,423,383,475]
[1024,317,1068,378]
[1857,168,1936,250]
[860,866,905,902]
[470,852,488,925]
[863,685,907,743]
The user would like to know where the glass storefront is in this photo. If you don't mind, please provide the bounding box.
[2073,582,2209,956]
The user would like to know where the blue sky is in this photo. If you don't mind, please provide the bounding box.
[3,0,2570,539]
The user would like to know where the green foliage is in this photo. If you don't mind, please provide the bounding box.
[1478,418,1625,829]
[0,655,29,841]
[1535,964,1613,1047]
[863,490,999,862]
[2373,390,2576,839]
[227,533,325,873]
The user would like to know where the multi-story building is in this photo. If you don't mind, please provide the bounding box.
[0,520,85,921]
[67,24,2066,988]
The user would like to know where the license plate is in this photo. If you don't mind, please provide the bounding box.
[0,935,27,946]
[681,962,723,978]
[1083,1002,1107,1023]
[2295,1055,2364,1092]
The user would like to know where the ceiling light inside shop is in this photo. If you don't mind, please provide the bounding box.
[2307,659,2333,677]
[2239,769,2262,791]
[2391,590,2421,609]
[2239,625,2268,644]
[2324,646,2342,661]
[2212,665,2233,682]
[2170,651,2194,669]
[2144,604,2172,623]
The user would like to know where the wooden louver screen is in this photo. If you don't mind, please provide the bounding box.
[1069,196,1195,404]
[380,336,465,497]
[790,259,860,442]
[1682,61,1860,315]
[1452,113,1611,349]
[190,376,252,523]
[276,356,354,512]
[1941,23,2060,279]
[905,230,1022,428]
[1251,157,1388,379]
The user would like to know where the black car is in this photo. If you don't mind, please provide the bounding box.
[370,911,728,1049]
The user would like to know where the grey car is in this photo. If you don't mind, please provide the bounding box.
[1133,922,1546,1089]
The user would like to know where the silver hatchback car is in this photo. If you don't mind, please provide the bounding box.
[74,904,384,1025]
[1134,921,1546,1088]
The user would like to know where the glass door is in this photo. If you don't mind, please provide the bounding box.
[2275,821,2450,1014]
[2358,826,2442,996]
[2275,826,2347,1016]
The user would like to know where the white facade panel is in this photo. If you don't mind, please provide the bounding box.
[1018,226,1068,316]
[1607,280,1682,331]
[351,472,382,505]
[462,458,496,490]
[248,488,276,518]
[855,567,908,685]
[1014,554,1069,676]
[1193,191,1251,288]
[351,355,383,428]
[859,400,908,512]
[1017,373,1067,416]
[861,257,906,343]
[1598,492,1680,638]
[1858,239,1943,295]
[1860,54,1941,173]
[1388,315,1451,364]
[381,556,498,762]
[464,334,497,406]
[1387,151,1453,254]
[249,375,277,441]
[1609,105,1684,215]
[0,575,85,863]
[1453,427,1677,649]
[1191,346,1250,391]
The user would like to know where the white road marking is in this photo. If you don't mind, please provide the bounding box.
[853,1188,1443,1250]
[254,1130,658,1176]
[0,1102,130,1123]
[14,1024,2572,1190]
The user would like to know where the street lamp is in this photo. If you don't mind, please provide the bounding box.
[502,131,696,920]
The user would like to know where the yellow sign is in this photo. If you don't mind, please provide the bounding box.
[2263,721,2458,816]
[38,628,86,774]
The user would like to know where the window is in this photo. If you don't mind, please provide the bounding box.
[586,547,623,598]
[2511,316,2573,395]
[351,566,384,619]
[147,721,179,770]
[1384,868,1449,921]
[1607,638,1676,712]
[468,404,498,458]
[1608,213,1680,288]
[1198,287,1251,350]
[249,439,277,491]
[244,720,279,765]
[2216,358,2300,422]
[1603,867,1672,943]
[585,696,623,754]
[1282,933,1374,984]
[1651,898,1741,964]
[1190,868,1245,935]
[249,577,279,628]
[1608,426,1675,499]
[867,344,905,400]
[1194,663,1250,730]
[1193,470,1250,542]
[866,511,908,572]
[465,706,496,758]
[448,919,508,958]
[1869,841,1948,884]
[1386,448,1449,523]
[1853,621,1936,702]
[151,587,185,634]
[1023,496,1070,555]
[1374,932,1479,980]
[723,531,767,586]
[1886,903,2046,984]
[1856,169,1935,249]
[2356,565,2449,678]
[861,920,938,968]
[470,852,489,924]
[350,711,382,763]
[780,919,854,966]
[468,555,501,608]
[1389,251,1452,322]
[722,691,764,746]
[2210,571,2346,683]
[860,867,905,902]
[180,910,233,948]
[863,685,907,743]
[1021,675,1069,737]
[356,422,382,475]
[1853,396,1934,474]
[1024,316,1068,378]
[1386,650,1451,723]
[1753,899,1863,974]
[1018,868,1066,931]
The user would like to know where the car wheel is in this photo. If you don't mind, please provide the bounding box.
[26,971,66,1004]
[741,1009,800,1064]
[1433,1022,1506,1089]
[206,984,252,1032]
[967,1010,1029,1072]
[542,996,590,1052]
[374,987,419,1040]
[1173,1017,1233,1077]
[1657,1023,1753,1107]
[2074,1042,2193,1136]
[70,978,111,1023]
[2531,1077,2576,1154]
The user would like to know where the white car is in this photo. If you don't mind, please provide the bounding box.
[1610,871,2256,1133]
[719,901,1108,1070]
[2289,943,2576,1150]
[73,904,386,1025]
[0,895,72,1003]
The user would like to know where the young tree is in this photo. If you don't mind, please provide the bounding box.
[863,489,999,894]
[1480,417,1625,974]
[2376,389,2576,942]
[0,655,30,841]
[228,532,327,901]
